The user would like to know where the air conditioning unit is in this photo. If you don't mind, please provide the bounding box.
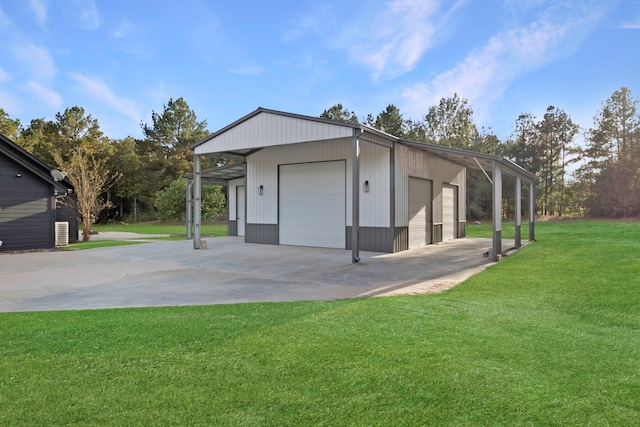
[55,221,69,247]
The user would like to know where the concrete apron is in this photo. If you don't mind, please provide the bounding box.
[0,237,517,312]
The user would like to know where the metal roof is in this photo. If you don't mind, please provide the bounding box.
[187,108,537,185]
[398,140,537,183]
[184,161,246,185]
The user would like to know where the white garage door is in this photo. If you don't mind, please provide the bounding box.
[442,185,456,241]
[279,161,346,248]
[236,186,245,237]
[408,177,432,249]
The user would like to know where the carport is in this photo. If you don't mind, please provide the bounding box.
[398,140,537,259]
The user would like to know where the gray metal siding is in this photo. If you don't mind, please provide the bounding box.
[393,227,409,252]
[0,155,54,251]
[195,111,354,155]
[433,224,443,244]
[228,220,238,236]
[245,223,279,245]
[458,221,466,238]
[345,226,393,253]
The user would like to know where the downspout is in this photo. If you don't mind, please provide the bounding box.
[352,127,362,263]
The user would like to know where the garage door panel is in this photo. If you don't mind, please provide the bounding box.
[408,177,431,249]
[442,185,456,241]
[279,161,346,248]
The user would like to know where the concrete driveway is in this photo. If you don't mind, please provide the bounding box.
[0,236,509,312]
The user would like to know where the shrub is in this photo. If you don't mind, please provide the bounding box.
[155,179,226,222]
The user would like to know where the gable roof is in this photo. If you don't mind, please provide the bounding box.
[0,133,73,192]
[192,107,395,156]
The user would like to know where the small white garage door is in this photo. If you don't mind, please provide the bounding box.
[408,177,432,249]
[279,161,346,248]
[236,186,245,237]
[442,185,456,241]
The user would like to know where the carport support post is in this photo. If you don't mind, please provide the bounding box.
[491,161,502,261]
[193,154,202,249]
[529,181,536,241]
[515,176,522,249]
[186,178,193,240]
[351,129,361,263]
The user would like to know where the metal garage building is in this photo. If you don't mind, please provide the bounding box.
[189,108,536,262]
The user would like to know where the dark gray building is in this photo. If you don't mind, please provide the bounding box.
[0,133,77,251]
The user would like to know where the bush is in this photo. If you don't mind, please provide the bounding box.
[155,179,226,222]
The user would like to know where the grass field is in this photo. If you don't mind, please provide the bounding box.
[1,221,638,425]
[64,222,229,250]
[93,222,228,237]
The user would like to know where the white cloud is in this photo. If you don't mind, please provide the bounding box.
[0,67,10,81]
[68,72,142,122]
[347,0,442,80]
[75,0,101,30]
[286,0,461,80]
[13,43,56,82]
[620,21,640,29]
[29,0,48,27]
[402,5,605,122]
[111,17,136,38]
[229,65,265,75]
[26,80,63,108]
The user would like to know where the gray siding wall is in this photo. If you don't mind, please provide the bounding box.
[458,221,466,238]
[0,155,53,251]
[433,224,443,244]
[345,226,393,253]
[393,227,409,252]
[55,194,78,243]
[228,220,238,236]
[245,223,278,245]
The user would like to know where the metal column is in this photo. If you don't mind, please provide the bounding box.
[529,181,536,241]
[351,129,361,263]
[193,155,202,249]
[515,176,522,249]
[186,178,193,240]
[491,161,502,261]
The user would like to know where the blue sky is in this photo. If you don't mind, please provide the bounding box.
[0,0,638,142]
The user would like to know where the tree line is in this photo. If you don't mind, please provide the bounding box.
[0,87,637,239]
[322,87,640,219]
[0,98,225,240]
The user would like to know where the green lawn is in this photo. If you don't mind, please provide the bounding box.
[64,240,146,251]
[93,222,228,237]
[466,220,530,239]
[1,221,638,425]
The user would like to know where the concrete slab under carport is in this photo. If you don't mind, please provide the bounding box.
[0,237,515,312]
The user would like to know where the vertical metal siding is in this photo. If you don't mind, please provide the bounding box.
[359,142,390,227]
[195,112,354,155]
[395,144,465,229]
